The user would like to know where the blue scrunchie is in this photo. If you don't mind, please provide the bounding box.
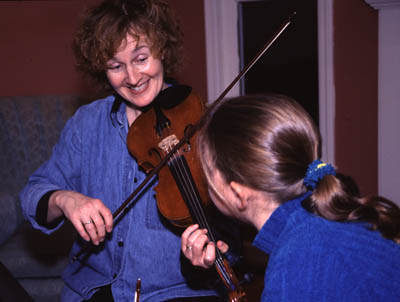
[303,159,336,190]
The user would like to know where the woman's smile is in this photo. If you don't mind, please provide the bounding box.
[106,34,166,124]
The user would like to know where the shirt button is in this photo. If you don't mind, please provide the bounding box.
[118,241,124,247]
[113,273,117,279]
[134,177,138,183]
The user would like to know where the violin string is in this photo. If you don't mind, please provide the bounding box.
[176,156,216,240]
[170,155,233,287]
[167,150,200,222]
[166,145,234,287]
[168,150,210,233]
[167,153,234,284]
[168,147,214,237]
[165,143,203,221]
[171,156,227,265]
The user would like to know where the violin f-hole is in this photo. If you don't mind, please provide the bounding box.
[148,147,163,162]
[182,124,194,152]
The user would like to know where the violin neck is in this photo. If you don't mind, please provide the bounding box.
[168,154,217,238]
[167,154,244,295]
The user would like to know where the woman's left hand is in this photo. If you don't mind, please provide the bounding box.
[181,224,229,269]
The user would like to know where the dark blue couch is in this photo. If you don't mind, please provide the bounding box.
[0,95,84,301]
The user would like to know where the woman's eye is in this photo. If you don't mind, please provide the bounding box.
[107,64,121,71]
[135,56,148,63]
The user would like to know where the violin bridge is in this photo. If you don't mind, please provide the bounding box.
[158,134,179,153]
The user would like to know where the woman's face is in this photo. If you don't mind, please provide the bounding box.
[106,34,165,115]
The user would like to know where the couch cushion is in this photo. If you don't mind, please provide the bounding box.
[0,192,22,245]
[19,277,64,302]
[0,221,75,278]
[0,95,84,195]
[0,95,85,300]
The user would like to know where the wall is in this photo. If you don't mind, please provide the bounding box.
[0,0,380,197]
[168,0,208,99]
[0,0,208,100]
[334,0,378,196]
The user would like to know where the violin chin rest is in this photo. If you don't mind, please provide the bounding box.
[155,85,192,109]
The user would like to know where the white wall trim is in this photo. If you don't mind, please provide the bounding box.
[317,0,335,164]
[204,0,335,165]
[364,0,400,9]
[203,0,240,103]
[364,0,400,204]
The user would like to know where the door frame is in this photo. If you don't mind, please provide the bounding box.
[203,0,335,164]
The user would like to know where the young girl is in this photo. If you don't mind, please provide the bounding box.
[182,94,400,301]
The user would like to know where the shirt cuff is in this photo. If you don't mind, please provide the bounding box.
[36,190,63,228]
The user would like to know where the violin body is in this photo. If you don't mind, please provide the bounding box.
[127,87,210,227]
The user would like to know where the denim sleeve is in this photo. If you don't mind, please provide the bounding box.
[19,111,83,234]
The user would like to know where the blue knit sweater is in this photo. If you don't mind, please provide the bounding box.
[253,194,400,301]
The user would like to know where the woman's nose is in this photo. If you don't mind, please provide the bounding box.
[126,66,141,86]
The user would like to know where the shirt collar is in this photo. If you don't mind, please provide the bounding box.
[253,191,312,254]
[110,94,127,128]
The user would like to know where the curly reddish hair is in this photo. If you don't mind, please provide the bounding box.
[73,0,184,88]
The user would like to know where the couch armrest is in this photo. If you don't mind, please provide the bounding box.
[0,192,23,246]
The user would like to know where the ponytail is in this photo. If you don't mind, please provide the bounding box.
[303,168,400,244]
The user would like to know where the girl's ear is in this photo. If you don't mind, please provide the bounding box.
[229,181,250,211]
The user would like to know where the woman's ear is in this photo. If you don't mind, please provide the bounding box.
[229,181,251,211]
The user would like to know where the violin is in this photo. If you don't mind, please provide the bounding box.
[127,85,209,227]
[127,84,247,301]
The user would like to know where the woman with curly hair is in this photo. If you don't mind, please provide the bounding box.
[182,94,400,301]
[20,1,234,301]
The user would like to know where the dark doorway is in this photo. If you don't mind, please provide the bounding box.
[238,0,319,125]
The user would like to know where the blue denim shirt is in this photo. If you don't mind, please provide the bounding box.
[253,193,400,301]
[20,95,221,301]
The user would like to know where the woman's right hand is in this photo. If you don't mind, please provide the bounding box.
[48,190,113,245]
